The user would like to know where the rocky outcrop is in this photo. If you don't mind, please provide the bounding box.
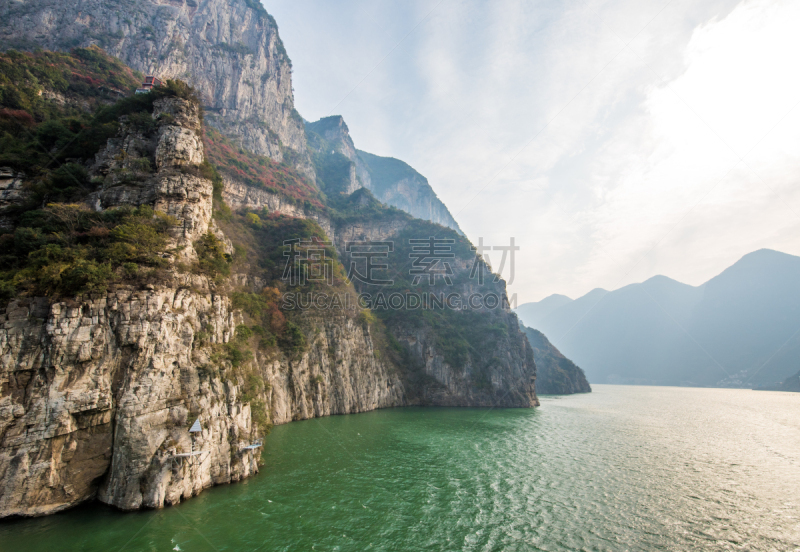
[0,167,26,229]
[331,213,536,408]
[266,315,405,424]
[0,94,260,516]
[0,283,414,516]
[0,289,258,516]
[396,324,537,407]
[357,149,463,234]
[0,0,313,178]
[89,97,214,261]
[306,116,369,195]
[521,325,591,395]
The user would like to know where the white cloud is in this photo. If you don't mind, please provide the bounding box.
[576,0,800,292]
[266,0,800,302]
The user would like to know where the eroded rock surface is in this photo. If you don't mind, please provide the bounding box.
[0,0,313,177]
[0,3,536,520]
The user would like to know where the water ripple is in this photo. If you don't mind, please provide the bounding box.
[1,386,799,551]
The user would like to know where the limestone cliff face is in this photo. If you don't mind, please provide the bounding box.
[0,97,252,516]
[306,116,463,233]
[266,315,405,425]
[0,5,536,520]
[0,96,405,518]
[0,288,257,516]
[89,96,214,263]
[221,182,534,410]
[0,284,409,516]
[0,0,312,177]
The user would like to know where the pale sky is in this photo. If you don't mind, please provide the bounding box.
[265,0,800,303]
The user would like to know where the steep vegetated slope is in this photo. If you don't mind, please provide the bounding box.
[329,191,536,407]
[520,325,590,395]
[0,42,536,519]
[204,126,323,210]
[0,47,142,191]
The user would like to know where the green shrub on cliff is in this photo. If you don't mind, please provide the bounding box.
[194,231,232,280]
[0,204,176,299]
[0,47,200,183]
[0,48,208,300]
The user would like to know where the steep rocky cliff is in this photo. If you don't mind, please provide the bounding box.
[357,150,463,234]
[0,89,409,517]
[0,92,264,516]
[0,3,537,518]
[306,116,367,196]
[0,0,462,229]
[306,116,463,233]
[330,205,535,407]
[0,0,312,177]
[0,55,535,518]
[521,325,591,395]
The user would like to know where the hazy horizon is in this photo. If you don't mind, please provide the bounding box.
[519,246,796,303]
[266,0,800,302]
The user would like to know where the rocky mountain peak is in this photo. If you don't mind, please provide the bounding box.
[0,0,313,178]
[306,115,357,159]
[305,115,463,233]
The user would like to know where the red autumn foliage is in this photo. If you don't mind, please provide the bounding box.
[0,108,35,127]
[203,126,324,210]
[268,303,286,335]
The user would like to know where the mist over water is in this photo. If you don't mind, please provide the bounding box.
[2,385,798,551]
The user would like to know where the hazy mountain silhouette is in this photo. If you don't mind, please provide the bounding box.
[516,249,800,387]
[515,294,573,329]
[776,370,800,392]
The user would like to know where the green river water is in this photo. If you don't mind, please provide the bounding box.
[1,385,799,551]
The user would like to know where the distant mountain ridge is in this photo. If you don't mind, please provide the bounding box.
[516,249,800,388]
[776,370,800,392]
[515,294,573,329]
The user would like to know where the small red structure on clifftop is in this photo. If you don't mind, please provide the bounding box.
[135,75,163,94]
